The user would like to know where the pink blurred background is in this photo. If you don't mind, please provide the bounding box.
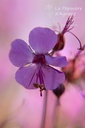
[0,0,85,128]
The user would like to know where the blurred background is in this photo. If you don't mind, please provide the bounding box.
[0,0,85,128]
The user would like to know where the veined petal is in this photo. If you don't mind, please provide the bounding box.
[9,39,34,67]
[15,64,38,89]
[45,55,68,67]
[42,65,65,90]
[29,27,58,53]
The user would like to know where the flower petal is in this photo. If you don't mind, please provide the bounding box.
[29,27,58,53]
[42,65,65,90]
[45,55,68,67]
[15,64,38,89]
[9,39,34,67]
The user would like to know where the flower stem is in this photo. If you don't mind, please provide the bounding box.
[40,91,48,128]
[53,99,60,128]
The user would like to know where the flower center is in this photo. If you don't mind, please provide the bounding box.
[33,54,46,65]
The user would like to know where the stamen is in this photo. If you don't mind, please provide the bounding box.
[39,84,46,97]
[33,66,46,96]
[39,84,44,88]
[38,67,45,85]
[39,84,46,91]
[38,67,46,96]
[27,65,39,87]
[33,71,39,88]
[33,83,39,88]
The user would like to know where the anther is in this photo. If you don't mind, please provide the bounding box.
[39,84,46,96]
[33,83,39,88]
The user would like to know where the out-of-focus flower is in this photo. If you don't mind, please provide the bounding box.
[9,27,68,96]
[62,45,85,83]
[80,90,85,99]
[62,59,77,83]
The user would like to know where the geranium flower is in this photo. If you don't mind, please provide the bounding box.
[9,27,68,96]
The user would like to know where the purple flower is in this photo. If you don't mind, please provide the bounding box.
[9,27,68,96]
